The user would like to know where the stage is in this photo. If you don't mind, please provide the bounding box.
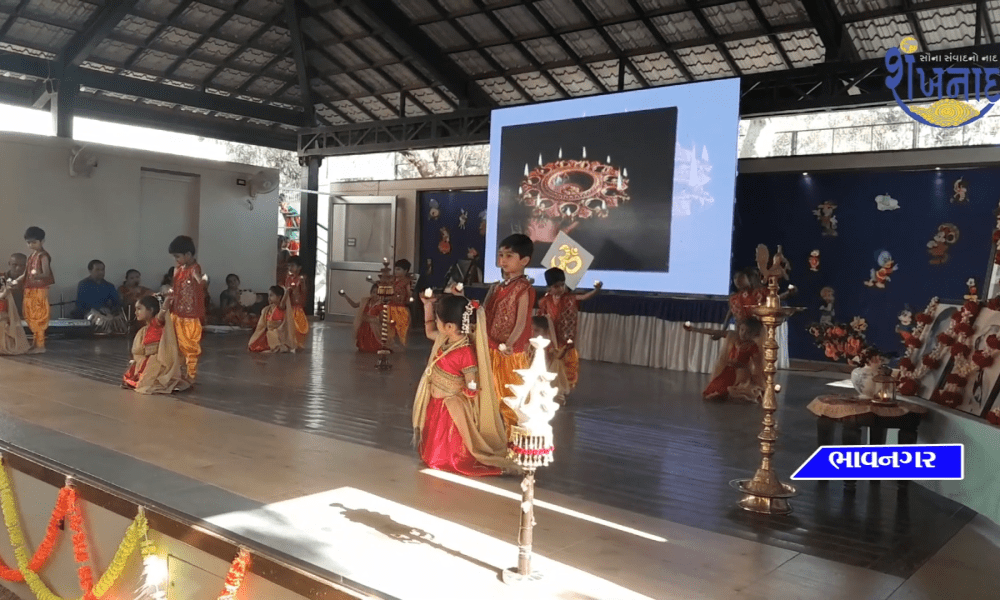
[0,323,994,599]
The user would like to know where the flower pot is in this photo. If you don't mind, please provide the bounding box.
[851,365,878,399]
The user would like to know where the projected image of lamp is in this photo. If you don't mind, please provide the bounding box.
[520,148,630,243]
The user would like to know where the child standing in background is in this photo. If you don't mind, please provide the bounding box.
[537,267,601,393]
[17,227,54,354]
[284,256,309,349]
[168,236,208,383]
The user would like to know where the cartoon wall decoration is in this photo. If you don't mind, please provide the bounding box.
[419,191,488,290]
[896,306,915,346]
[952,177,969,204]
[864,250,897,289]
[966,278,979,300]
[438,227,451,255]
[736,169,994,362]
[819,286,835,324]
[813,201,838,236]
[808,250,820,272]
[927,223,960,264]
[875,194,900,211]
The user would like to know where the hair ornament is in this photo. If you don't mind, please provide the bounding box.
[461,300,476,334]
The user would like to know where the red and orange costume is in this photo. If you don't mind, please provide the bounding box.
[171,263,205,381]
[387,276,412,346]
[248,300,296,353]
[23,251,53,349]
[729,288,765,324]
[283,272,309,349]
[538,292,581,390]
[702,336,763,401]
[123,312,189,394]
[412,325,516,476]
[483,275,535,434]
[354,295,384,353]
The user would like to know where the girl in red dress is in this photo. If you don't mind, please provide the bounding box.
[412,295,517,477]
[248,286,297,353]
[342,284,384,353]
[122,295,189,395]
[701,318,765,402]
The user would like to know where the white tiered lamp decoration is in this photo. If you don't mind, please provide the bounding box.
[501,336,561,584]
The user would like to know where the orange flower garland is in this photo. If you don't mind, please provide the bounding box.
[0,486,72,582]
[66,488,97,600]
[932,299,981,407]
[896,297,940,396]
[218,548,251,600]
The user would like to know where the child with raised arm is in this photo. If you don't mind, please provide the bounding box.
[388,259,414,346]
[483,233,536,436]
[537,267,601,392]
[168,236,208,383]
[283,256,309,349]
[687,318,765,402]
[411,293,515,476]
[0,276,29,355]
[248,286,296,353]
[122,295,189,395]
[16,227,54,353]
[341,284,384,353]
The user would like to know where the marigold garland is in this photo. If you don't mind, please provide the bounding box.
[0,461,148,600]
[897,298,940,396]
[66,489,96,600]
[0,486,71,582]
[931,299,981,407]
[218,548,251,600]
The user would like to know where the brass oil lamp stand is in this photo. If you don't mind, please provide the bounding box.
[731,245,802,515]
[372,258,394,371]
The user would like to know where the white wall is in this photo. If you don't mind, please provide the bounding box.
[0,133,279,309]
[325,176,487,317]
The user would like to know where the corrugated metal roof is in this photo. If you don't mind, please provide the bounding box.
[701,2,762,36]
[0,0,992,135]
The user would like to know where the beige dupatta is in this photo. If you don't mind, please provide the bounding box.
[412,307,516,471]
[131,310,190,395]
[0,292,29,355]
[352,296,381,341]
[248,294,297,352]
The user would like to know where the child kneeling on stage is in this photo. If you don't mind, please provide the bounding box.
[122,295,190,395]
[693,317,765,402]
[248,285,297,353]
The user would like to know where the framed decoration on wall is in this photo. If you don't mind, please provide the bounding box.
[956,308,1000,417]
[914,301,963,401]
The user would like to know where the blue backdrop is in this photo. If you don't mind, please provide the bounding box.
[734,169,996,361]
[418,190,488,290]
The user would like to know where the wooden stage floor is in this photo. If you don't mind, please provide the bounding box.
[2,322,976,582]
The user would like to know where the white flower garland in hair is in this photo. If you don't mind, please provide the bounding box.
[461,300,479,334]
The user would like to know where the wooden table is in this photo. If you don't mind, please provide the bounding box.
[807,394,929,490]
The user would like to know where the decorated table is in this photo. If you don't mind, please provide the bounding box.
[808,393,929,490]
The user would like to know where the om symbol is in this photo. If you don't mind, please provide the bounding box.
[550,244,583,274]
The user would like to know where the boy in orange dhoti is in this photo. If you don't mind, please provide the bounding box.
[483,234,535,436]
[15,227,54,354]
[537,267,601,394]
[283,255,309,349]
[388,259,413,346]
[168,236,208,382]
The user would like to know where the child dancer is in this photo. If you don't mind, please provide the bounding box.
[284,256,309,349]
[388,259,413,346]
[168,236,208,383]
[530,316,569,405]
[16,227,54,354]
[0,277,29,355]
[688,318,765,402]
[341,284,384,353]
[537,267,601,392]
[122,295,189,394]
[248,286,296,353]
[412,293,515,476]
[483,234,535,436]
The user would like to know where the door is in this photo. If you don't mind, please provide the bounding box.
[327,195,397,316]
[138,169,200,290]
